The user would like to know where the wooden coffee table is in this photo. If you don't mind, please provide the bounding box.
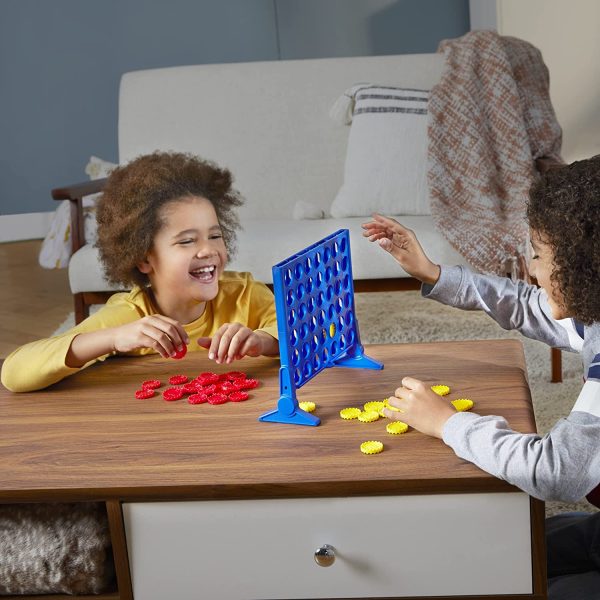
[0,340,546,600]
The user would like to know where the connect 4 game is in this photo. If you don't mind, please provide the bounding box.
[259,229,383,426]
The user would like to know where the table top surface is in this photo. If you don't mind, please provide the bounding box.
[0,339,535,502]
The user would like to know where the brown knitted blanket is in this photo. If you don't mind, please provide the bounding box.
[428,30,562,275]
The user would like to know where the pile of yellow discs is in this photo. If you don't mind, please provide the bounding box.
[338,384,475,455]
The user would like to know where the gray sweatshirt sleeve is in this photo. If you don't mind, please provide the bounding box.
[426,265,600,502]
[422,265,577,351]
[442,392,600,502]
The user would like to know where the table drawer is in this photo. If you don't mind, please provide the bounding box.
[123,493,532,599]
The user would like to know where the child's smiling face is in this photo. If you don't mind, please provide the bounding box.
[138,196,227,321]
[529,228,568,320]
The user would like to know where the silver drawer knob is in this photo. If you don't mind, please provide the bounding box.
[314,544,336,567]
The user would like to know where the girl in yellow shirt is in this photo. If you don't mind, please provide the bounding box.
[2,152,278,392]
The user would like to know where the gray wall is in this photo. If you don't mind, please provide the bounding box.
[0,0,469,216]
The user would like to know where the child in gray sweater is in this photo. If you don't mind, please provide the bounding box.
[363,155,600,599]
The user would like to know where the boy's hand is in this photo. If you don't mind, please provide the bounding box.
[383,376,456,439]
[362,213,441,285]
[112,315,189,358]
[197,323,278,364]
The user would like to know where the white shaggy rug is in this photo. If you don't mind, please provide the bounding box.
[55,293,593,517]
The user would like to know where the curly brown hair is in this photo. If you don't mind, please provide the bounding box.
[527,154,600,324]
[96,152,243,288]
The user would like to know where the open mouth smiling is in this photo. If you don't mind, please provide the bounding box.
[189,265,217,282]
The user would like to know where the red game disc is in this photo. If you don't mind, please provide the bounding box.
[182,382,199,394]
[228,391,249,402]
[224,371,247,381]
[163,387,184,401]
[169,374,189,385]
[188,393,209,404]
[172,345,187,360]
[197,372,219,385]
[207,393,228,405]
[219,381,238,394]
[236,378,259,390]
[135,388,155,399]
[141,379,162,389]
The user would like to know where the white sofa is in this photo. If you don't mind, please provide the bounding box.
[55,53,474,323]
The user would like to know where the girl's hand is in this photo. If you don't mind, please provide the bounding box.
[383,376,456,439]
[197,323,278,364]
[112,315,189,358]
[362,213,441,285]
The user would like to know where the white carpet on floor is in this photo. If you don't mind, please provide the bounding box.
[54,291,592,516]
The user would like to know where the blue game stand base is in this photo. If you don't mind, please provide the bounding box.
[258,403,320,426]
[259,367,321,426]
[333,342,383,370]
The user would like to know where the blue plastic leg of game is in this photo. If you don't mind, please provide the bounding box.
[333,342,383,370]
[259,367,321,426]
[259,395,321,426]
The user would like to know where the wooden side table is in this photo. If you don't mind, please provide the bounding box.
[0,340,546,600]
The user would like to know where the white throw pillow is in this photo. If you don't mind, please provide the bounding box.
[330,85,430,218]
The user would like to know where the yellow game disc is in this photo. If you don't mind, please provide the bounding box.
[360,441,383,455]
[386,421,409,435]
[299,401,316,413]
[451,398,474,412]
[358,410,380,423]
[431,384,450,396]
[329,323,336,337]
[339,407,362,420]
[385,400,403,412]
[363,400,385,412]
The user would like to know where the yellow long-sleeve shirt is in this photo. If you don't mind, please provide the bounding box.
[2,271,278,392]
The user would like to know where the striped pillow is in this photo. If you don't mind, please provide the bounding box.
[330,85,430,218]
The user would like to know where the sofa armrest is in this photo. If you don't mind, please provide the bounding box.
[51,178,107,256]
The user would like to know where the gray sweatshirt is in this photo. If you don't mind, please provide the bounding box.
[423,265,600,503]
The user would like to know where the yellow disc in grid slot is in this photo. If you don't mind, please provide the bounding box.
[299,401,316,413]
[431,384,451,396]
[386,421,409,435]
[360,441,384,455]
[451,398,474,412]
[329,322,336,338]
[339,407,362,420]
[363,400,385,412]
[357,410,380,423]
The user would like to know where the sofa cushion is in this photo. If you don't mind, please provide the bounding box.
[330,85,430,218]
[69,217,469,293]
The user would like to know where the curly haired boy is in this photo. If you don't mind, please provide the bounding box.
[363,154,600,598]
[2,152,278,392]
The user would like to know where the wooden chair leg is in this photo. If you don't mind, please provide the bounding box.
[74,292,89,325]
[551,347,562,383]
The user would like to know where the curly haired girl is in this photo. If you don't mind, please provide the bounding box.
[2,152,278,392]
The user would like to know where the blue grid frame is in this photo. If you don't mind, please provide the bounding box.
[259,229,383,426]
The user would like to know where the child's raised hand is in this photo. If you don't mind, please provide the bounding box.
[112,315,189,358]
[362,213,441,285]
[383,376,456,439]
[197,323,277,364]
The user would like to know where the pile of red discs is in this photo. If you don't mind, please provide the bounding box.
[134,371,259,405]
